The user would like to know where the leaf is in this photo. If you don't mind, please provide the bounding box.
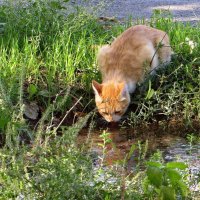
[146,166,163,188]
[27,84,37,98]
[161,186,176,200]
[38,90,51,97]
[177,180,189,197]
[147,89,154,99]
[127,144,136,159]
[166,168,182,185]
[186,83,193,91]
[146,161,163,168]
[98,143,104,148]
[145,81,155,100]
[0,112,10,130]
[166,162,188,170]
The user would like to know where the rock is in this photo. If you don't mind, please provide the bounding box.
[23,102,39,120]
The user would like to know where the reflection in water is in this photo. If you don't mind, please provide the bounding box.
[78,127,194,166]
[78,127,200,193]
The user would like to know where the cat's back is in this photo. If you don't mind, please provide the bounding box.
[97,25,171,81]
[111,25,168,48]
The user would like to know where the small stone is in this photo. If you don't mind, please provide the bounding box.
[24,102,39,120]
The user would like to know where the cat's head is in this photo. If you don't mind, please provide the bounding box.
[92,80,130,122]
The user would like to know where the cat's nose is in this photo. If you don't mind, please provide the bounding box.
[112,115,121,122]
[105,115,121,122]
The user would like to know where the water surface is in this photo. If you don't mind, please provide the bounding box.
[78,127,200,194]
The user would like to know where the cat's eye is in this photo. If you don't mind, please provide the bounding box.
[114,111,121,115]
[102,112,108,115]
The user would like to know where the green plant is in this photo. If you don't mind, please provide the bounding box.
[144,161,189,200]
[186,133,199,145]
[98,130,112,167]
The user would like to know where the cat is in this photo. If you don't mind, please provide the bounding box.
[92,25,172,122]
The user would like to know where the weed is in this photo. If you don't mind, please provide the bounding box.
[144,161,189,200]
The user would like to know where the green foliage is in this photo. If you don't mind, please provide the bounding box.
[0,109,10,131]
[27,84,38,99]
[145,161,189,199]
[186,133,200,145]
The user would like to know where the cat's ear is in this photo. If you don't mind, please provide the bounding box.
[92,80,102,102]
[119,82,128,101]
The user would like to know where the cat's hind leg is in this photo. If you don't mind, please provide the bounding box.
[150,36,172,75]
[150,52,159,75]
[156,35,172,66]
[140,42,160,75]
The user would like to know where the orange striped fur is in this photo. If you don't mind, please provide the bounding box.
[92,25,172,122]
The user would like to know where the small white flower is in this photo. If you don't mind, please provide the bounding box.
[185,37,197,52]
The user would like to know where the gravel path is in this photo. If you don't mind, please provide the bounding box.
[77,0,200,23]
[0,0,200,23]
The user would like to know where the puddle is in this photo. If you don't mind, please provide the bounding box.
[78,127,200,194]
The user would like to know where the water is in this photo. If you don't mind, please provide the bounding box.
[78,127,200,195]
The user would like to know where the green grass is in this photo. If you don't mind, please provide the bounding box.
[0,2,200,128]
[0,1,199,199]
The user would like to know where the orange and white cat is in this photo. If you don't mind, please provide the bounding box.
[92,25,172,122]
